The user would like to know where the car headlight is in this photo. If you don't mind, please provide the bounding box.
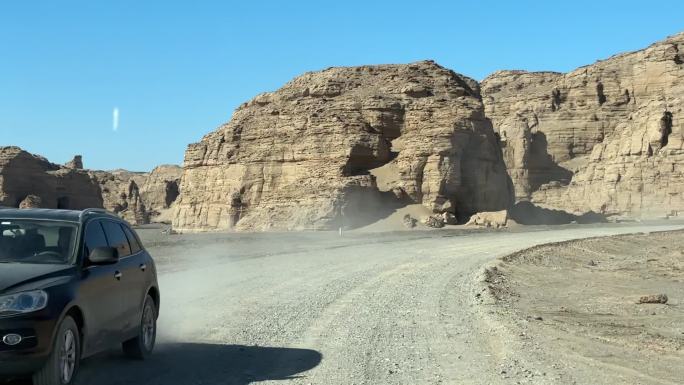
[0,290,48,316]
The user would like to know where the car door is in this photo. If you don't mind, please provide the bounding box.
[78,219,125,354]
[121,223,149,330]
[101,220,140,337]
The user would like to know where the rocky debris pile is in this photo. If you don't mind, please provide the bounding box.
[173,61,512,232]
[482,32,684,219]
[422,215,445,228]
[638,294,668,304]
[0,146,181,225]
[466,210,509,228]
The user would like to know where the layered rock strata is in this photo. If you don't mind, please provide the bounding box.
[482,32,684,218]
[0,146,181,224]
[173,61,513,231]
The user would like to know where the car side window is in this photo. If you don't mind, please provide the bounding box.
[102,221,132,258]
[84,220,108,257]
[121,225,142,254]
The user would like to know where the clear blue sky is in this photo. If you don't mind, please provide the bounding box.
[2,1,683,171]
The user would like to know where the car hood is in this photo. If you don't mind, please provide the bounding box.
[0,263,74,293]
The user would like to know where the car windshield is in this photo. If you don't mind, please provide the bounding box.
[0,219,78,264]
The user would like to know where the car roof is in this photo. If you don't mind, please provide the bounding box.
[0,208,121,224]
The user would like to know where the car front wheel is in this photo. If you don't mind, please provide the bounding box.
[33,315,80,385]
[122,294,157,359]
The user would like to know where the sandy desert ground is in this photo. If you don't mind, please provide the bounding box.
[481,229,684,384]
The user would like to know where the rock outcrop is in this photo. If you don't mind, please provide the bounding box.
[89,170,150,224]
[173,61,513,232]
[0,146,181,224]
[140,165,182,222]
[18,195,43,209]
[482,32,684,218]
[64,155,83,170]
[0,147,103,210]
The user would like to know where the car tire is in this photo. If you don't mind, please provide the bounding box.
[33,315,81,385]
[122,294,157,360]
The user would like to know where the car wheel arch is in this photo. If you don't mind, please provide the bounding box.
[56,304,87,351]
[146,286,160,317]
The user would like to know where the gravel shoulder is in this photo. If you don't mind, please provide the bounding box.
[12,221,675,385]
[480,230,684,384]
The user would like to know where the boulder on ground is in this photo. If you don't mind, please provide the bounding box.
[466,210,508,228]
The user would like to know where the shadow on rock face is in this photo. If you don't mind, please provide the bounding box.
[510,201,606,225]
[5,343,323,385]
[337,187,411,230]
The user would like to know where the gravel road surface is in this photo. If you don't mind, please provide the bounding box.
[59,222,684,384]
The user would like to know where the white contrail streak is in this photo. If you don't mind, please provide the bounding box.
[113,107,119,131]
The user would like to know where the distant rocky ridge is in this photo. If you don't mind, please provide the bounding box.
[4,32,682,231]
[0,146,181,224]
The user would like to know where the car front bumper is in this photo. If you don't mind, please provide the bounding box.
[0,311,58,377]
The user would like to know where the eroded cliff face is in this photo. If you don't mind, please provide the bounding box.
[482,32,684,218]
[173,61,513,232]
[140,165,182,222]
[0,147,182,224]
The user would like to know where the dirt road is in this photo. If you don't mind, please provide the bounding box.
[70,222,684,385]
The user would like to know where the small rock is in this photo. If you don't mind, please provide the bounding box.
[402,214,417,228]
[441,212,458,225]
[638,294,668,304]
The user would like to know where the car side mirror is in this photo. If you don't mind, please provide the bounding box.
[88,247,119,265]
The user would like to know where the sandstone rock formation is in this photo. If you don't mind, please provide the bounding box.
[0,147,103,210]
[173,61,513,232]
[89,170,150,224]
[482,32,684,219]
[140,165,182,222]
[0,146,181,224]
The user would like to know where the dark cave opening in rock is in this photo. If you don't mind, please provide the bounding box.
[661,111,673,148]
[551,88,562,111]
[596,82,607,105]
[528,131,574,191]
[165,181,180,208]
[57,196,70,209]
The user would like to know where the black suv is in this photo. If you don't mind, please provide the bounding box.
[0,208,160,384]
